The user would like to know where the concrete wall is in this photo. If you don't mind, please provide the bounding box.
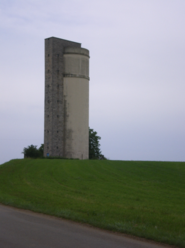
[63,47,89,159]
[44,37,89,159]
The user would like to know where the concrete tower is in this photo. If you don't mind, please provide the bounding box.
[44,37,89,159]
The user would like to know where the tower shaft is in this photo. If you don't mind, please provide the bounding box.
[44,37,89,159]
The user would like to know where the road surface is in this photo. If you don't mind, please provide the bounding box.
[0,204,173,248]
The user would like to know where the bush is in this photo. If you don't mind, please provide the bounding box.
[23,144,43,158]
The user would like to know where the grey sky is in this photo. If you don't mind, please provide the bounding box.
[0,0,185,164]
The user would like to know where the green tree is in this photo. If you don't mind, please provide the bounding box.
[89,128,106,159]
[23,144,43,158]
[38,144,44,156]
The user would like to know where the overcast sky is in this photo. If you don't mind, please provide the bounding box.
[0,0,185,164]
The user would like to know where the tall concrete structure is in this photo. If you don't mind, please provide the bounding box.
[44,37,89,159]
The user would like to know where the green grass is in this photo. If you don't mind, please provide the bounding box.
[0,159,185,247]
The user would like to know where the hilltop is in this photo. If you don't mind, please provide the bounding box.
[0,159,185,247]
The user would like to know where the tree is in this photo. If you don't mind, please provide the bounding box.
[38,144,44,155]
[89,128,106,159]
[23,144,43,158]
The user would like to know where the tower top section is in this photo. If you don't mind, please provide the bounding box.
[45,36,81,46]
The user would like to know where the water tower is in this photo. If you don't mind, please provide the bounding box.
[44,37,89,159]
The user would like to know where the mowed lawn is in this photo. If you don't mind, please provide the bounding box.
[0,159,185,247]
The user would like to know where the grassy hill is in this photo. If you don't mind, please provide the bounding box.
[0,159,185,247]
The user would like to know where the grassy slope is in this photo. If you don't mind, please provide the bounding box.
[0,159,185,247]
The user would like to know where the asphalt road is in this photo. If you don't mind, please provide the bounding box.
[0,204,172,248]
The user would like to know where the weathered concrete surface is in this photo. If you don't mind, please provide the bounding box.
[44,37,89,159]
[44,37,81,158]
[63,48,89,159]
[0,204,173,248]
